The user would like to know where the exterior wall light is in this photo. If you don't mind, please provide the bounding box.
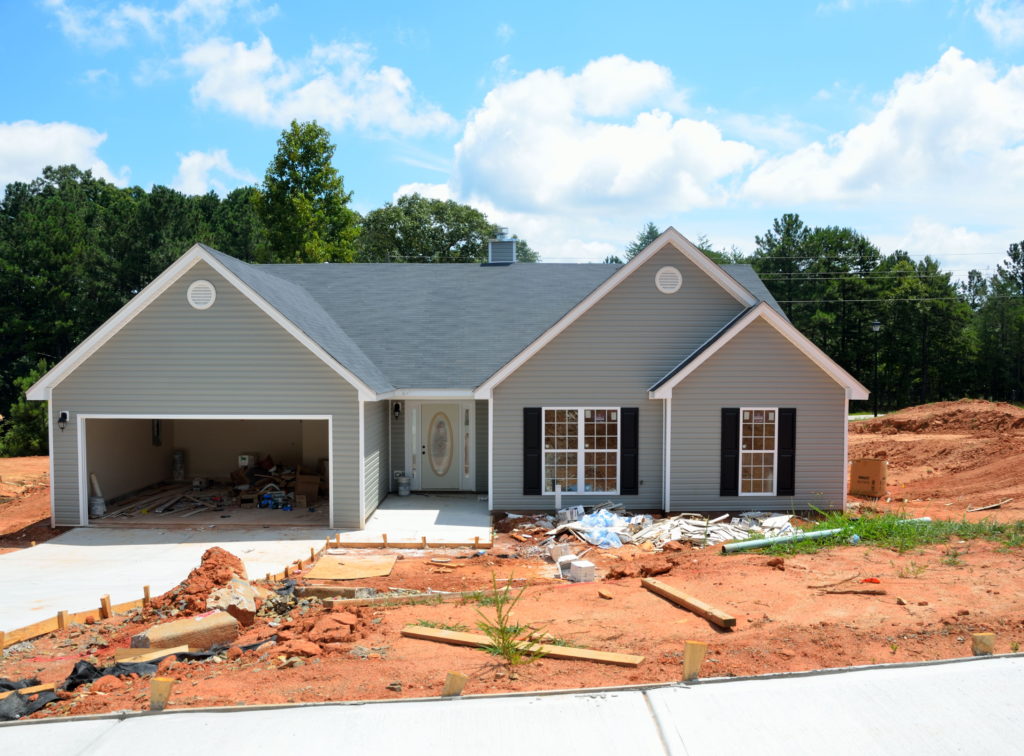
[58,410,69,432]
[393,402,402,420]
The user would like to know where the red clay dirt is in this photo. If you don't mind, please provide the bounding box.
[0,456,65,554]
[849,399,1024,521]
[149,547,249,613]
[2,400,1024,719]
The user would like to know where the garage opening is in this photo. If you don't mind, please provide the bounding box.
[81,416,330,527]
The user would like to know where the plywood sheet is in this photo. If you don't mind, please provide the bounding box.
[305,555,397,580]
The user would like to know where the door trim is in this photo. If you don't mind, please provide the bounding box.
[404,401,476,491]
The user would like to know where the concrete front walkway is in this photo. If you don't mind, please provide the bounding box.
[1,655,1021,754]
[0,494,492,635]
[336,493,492,545]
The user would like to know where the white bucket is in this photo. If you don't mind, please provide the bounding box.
[89,496,107,518]
[397,476,410,496]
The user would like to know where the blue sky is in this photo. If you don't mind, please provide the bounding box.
[2,0,1023,273]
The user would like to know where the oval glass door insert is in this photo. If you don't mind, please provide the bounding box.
[428,411,454,477]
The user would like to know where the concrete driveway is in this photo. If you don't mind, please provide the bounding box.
[0,527,331,634]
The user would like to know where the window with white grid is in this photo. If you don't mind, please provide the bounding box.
[740,407,777,495]
[543,408,619,494]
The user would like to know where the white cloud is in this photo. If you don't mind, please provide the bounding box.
[872,218,1012,275]
[496,23,514,42]
[172,148,256,195]
[393,182,452,201]
[975,0,1024,46]
[743,48,1024,216]
[449,56,753,216]
[43,0,272,49]
[180,36,455,137]
[0,121,126,188]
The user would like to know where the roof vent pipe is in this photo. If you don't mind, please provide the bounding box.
[487,228,517,265]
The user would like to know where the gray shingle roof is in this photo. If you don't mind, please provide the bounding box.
[199,246,782,392]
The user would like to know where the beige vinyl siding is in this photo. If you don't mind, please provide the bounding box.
[492,245,745,510]
[362,400,389,517]
[50,260,361,528]
[669,319,847,511]
[476,400,488,492]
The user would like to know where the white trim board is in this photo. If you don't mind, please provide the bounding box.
[26,244,377,402]
[649,302,870,401]
[473,228,759,399]
[75,413,334,528]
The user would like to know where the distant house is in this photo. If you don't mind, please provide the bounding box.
[27,228,867,529]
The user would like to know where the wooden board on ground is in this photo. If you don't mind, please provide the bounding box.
[113,645,192,662]
[641,577,737,630]
[401,625,644,667]
[305,554,398,581]
[0,683,56,701]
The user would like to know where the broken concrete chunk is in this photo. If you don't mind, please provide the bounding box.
[208,577,260,626]
[131,610,239,650]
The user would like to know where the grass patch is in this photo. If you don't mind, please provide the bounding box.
[896,560,928,578]
[414,619,469,632]
[748,511,1024,556]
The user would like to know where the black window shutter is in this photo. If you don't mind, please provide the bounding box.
[720,408,740,496]
[523,407,542,495]
[620,408,639,495]
[777,408,796,496]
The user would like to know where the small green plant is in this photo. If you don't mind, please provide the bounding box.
[942,548,963,567]
[1011,641,1020,653]
[475,574,545,667]
[542,635,581,648]
[414,619,469,632]
[889,642,899,655]
[897,561,928,579]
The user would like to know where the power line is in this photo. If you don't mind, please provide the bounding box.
[775,295,1023,304]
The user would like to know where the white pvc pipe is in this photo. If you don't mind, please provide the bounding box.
[722,517,932,554]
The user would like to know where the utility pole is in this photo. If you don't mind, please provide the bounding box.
[871,320,881,417]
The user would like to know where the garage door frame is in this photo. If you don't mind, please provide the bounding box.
[77,413,334,526]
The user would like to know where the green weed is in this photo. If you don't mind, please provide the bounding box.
[475,575,545,667]
[414,619,469,633]
[897,560,928,578]
[941,548,964,567]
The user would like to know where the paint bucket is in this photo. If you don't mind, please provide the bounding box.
[88,496,107,518]
[397,476,410,496]
[171,450,185,481]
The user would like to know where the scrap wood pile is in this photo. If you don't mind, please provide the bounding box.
[501,502,797,551]
[97,454,323,520]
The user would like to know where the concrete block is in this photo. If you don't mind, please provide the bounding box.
[132,611,239,650]
[207,577,259,626]
[569,560,596,583]
[548,543,576,561]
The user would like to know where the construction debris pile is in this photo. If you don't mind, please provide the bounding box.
[95,455,324,521]
[522,503,797,551]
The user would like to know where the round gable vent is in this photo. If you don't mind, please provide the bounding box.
[187,279,217,310]
[655,266,682,294]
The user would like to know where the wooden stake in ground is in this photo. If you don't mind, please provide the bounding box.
[441,672,469,697]
[99,595,112,620]
[971,633,996,657]
[682,640,708,681]
[149,677,175,711]
[57,610,69,631]
[143,585,151,606]
[641,578,737,630]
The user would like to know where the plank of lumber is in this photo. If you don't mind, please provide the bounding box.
[641,578,737,629]
[332,541,493,549]
[0,683,56,701]
[400,625,644,667]
[114,645,191,663]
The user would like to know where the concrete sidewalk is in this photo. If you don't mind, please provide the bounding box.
[1,655,1020,754]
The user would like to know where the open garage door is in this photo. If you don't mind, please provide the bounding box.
[79,415,331,527]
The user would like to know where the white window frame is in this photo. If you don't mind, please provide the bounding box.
[541,406,620,496]
[739,406,778,497]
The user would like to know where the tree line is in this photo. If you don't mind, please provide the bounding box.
[1,121,1021,454]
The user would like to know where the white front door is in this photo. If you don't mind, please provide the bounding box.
[419,403,461,490]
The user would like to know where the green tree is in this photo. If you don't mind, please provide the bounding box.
[256,120,359,263]
[0,360,50,456]
[625,221,660,259]
[358,193,538,263]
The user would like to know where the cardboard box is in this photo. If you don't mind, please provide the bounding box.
[849,458,887,497]
[295,474,320,503]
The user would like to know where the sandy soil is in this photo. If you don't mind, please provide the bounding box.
[2,400,1023,718]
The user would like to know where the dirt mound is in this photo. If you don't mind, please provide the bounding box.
[852,399,1024,435]
[150,547,248,614]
